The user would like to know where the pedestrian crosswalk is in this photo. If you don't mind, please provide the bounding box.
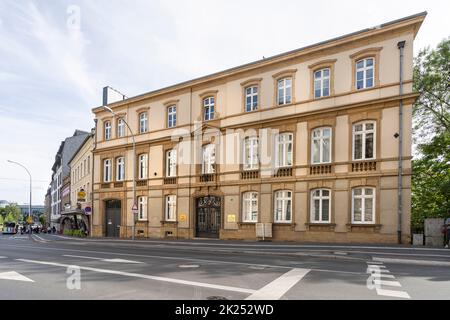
[366,261,411,299]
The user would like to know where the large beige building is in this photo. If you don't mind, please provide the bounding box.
[91,13,425,243]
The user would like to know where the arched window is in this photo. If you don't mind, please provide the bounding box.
[274,190,292,223]
[165,149,177,177]
[116,157,125,181]
[243,137,259,170]
[167,105,177,128]
[139,112,148,133]
[353,121,376,160]
[277,77,292,105]
[103,159,111,182]
[311,127,332,164]
[202,144,216,174]
[310,189,331,223]
[352,187,375,224]
[275,133,293,167]
[117,118,125,138]
[245,86,258,112]
[314,68,330,98]
[165,195,177,221]
[138,196,147,221]
[104,121,111,140]
[138,154,148,180]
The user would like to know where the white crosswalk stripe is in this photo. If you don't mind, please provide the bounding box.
[366,261,410,299]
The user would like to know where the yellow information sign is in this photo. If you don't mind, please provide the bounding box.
[27,216,33,224]
[77,190,86,202]
[227,214,236,223]
[179,214,187,222]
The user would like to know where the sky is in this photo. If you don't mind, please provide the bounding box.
[0,0,449,205]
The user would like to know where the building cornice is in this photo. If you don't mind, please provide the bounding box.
[92,12,426,114]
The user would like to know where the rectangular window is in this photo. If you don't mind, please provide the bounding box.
[202,144,216,174]
[104,121,111,140]
[117,118,125,138]
[243,137,259,170]
[356,58,374,90]
[242,192,258,222]
[245,86,258,112]
[167,105,177,128]
[353,121,375,160]
[165,195,177,221]
[310,189,330,223]
[139,112,148,134]
[275,133,293,167]
[274,190,292,223]
[138,196,147,221]
[116,157,125,181]
[311,127,332,164]
[204,97,215,121]
[165,149,177,177]
[103,159,111,182]
[352,187,375,223]
[314,68,330,98]
[277,78,292,105]
[138,154,148,180]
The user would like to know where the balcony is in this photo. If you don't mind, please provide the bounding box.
[352,161,377,172]
[136,180,148,187]
[310,164,332,175]
[241,170,260,180]
[164,177,177,185]
[273,167,293,177]
[200,174,215,183]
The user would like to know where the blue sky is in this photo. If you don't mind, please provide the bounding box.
[0,0,449,205]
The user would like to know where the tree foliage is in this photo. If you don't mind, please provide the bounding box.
[412,38,450,232]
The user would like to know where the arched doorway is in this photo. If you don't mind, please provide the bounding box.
[196,196,221,238]
[105,200,121,238]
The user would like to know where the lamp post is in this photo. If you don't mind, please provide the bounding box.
[7,160,32,229]
[103,106,137,240]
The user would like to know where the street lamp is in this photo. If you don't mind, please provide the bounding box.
[103,106,137,240]
[7,160,32,229]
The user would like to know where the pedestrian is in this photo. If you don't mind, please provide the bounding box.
[445,218,450,249]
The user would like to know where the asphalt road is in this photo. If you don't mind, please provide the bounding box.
[0,233,449,300]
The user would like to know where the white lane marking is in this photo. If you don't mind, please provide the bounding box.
[378,274,396,279]
[367,264,386,268]
[3,243,363,275]
[246,268,310,300]
[374,279,402,287]
[16,259,255,294]
[373,257,450,267]
[178,264,200,268]
[376,288,410,299]
[0,256,6,259]
[32,235,49,243]
[0,271,34,282]
[63,255,142,264]
[366,261,384,265]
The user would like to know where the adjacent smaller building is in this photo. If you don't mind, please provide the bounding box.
[61,133,94,234]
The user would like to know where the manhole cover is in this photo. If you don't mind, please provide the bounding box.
[178,264,200,268]
[207,296,228,300]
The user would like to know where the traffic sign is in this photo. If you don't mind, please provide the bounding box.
[132,204,138,214]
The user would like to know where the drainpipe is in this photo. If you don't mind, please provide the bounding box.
[91,119,98,237]
[397,40,406,244]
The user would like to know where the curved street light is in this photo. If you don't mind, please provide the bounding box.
[7,160,32,228]
[104,106,137,240]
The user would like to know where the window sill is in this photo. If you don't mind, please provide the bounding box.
[305,222,336,231]
[161,220,178,225]
[346,223,381,232]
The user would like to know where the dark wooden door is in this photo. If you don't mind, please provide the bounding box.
[196,196,221,238]
[105,200,121,238]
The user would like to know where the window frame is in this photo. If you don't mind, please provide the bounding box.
[244,85,258,112]
[351,187,376,224]
[165,149,177,177]
[313,68,331,99]
[243,136,259,170]
[277,77,293,106]
[104,121,112,141]
[202,144,216,174]
[274,190,292,223]
[349,47,382,91]
[167,105,177,128]
[310,189,331,223]
[139,112,148,134]
[117,118,125,138]
[311,127,332,164]
[355,58,375,90]
[103,159,112,183]
[165,195,177,222]
[203,96,215,122]
[138,196,148,221]
[275,133,293,168]
[352,121,376,161]
[242,192,258,223]
[138,154,148,180]
[116,157,125,181]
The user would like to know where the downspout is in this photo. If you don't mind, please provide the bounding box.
[189,87,193,238]
[397,41,406,244]
[91,119,98,237]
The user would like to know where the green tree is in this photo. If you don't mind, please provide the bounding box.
[0,214,4,226]
[412,38,450,232]
[3,205,21,224]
